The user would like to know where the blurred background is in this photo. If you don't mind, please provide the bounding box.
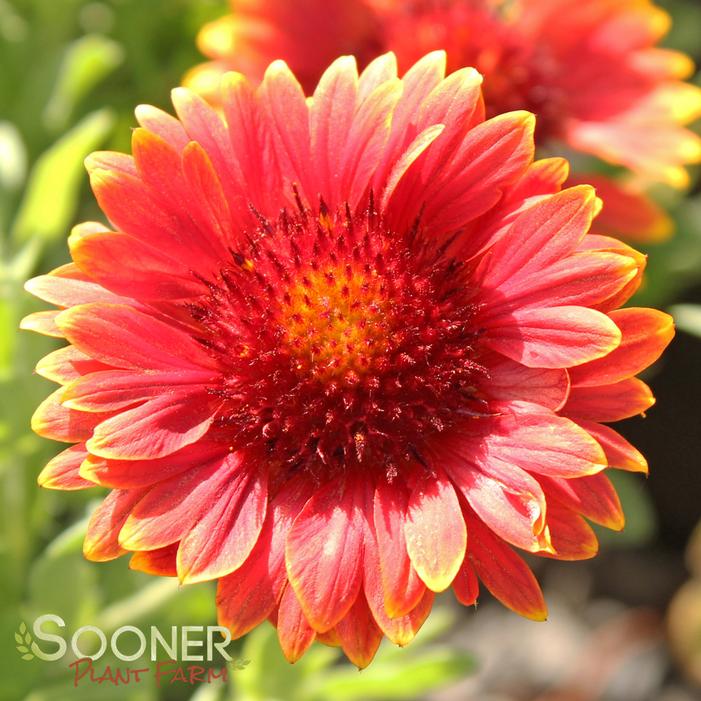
[0,1,700,700]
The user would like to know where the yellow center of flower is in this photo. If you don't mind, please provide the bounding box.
[279,264,391,380]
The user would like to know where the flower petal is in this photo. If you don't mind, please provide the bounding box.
[466,514,547,621]
[38,443,94,490]
[286,474,368,632]
[483,306,622,369]
[177,455,268,583]
[404,469,466,592]
[217,473,312,639]
[569,308,674,387]
[86,390,217,460]
[333,593,383,669]
[56,303,218,372]
[119,450,235,550]
[373,479,426,617]
[84,488,147,562]
[565,378,655,422]
[277,583,316,663]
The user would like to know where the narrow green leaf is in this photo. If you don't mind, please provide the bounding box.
[670,304,701,339]
[0,121,26,191]
[43,34,123,130]
[11,108,114,243]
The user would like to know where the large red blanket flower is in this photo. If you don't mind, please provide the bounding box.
[25,53,673,667]
[185,0,701,240]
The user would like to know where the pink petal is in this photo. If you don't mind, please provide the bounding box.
[285,473,368,632]
[373,479,426,617]
[178,456,268,583]
[404,468,467,592]
[483,306,622,369]
[86,390,217,460]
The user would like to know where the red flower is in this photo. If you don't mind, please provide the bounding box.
[185,0,701,240]
[25,54,672,667]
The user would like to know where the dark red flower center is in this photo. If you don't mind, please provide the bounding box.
[190,198,485,479]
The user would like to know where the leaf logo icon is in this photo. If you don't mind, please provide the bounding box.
[15,622,35,661]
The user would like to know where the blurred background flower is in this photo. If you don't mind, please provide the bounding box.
[1,1,700,700]
[184,0,701,245]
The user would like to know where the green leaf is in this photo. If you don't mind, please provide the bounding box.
[21,653,33,661]
[670,304,701,339]
[308,646,476,701]
[11,108,114,244]
[0,121,26,191]
[43,34,124,131]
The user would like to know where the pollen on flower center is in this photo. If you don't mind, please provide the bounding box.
[191,198,485,477]
[279,262,392,380]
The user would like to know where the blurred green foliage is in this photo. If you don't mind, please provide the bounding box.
[1,1,700,700]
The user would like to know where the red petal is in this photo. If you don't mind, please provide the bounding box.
[131,128,227,263]
[474,402,607,478]
[31,387,109,442]
[489,251,638,313]
[258,61,313,204]
[404,469,467,592]
[20,310,63,337]
[84,488,147,561]
[333,593,383,669]
[81,441,225,488]
[577,420,648,473]
[542,504,599,561]
[63,369,213,412]
[86,390,217,460]
[565,378,655,422]
[363,526,435,646]
[171,86,252,230]
[277,583,316,663]
[483,306,622,369]
[119,450,236,550]
[285,474,367,632]
[177,457,268,583]
[37,443,94,490]
[570,174,672,243]
[310,56,358,203]
[467,514,547,621]
[437,435,551,553]
[485,355,569,410]
[452,556,479,607]
[217,473,312,639]
[569,308,674,387]
[135,104,189,151]
[25,264,129,307]
[71,231,207,300]
[56,303,217,372]
[478,186,597,288]
[373,480,426,617]
[540,473,625,531]
[36,345,111,385]
[129,544,178,577]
